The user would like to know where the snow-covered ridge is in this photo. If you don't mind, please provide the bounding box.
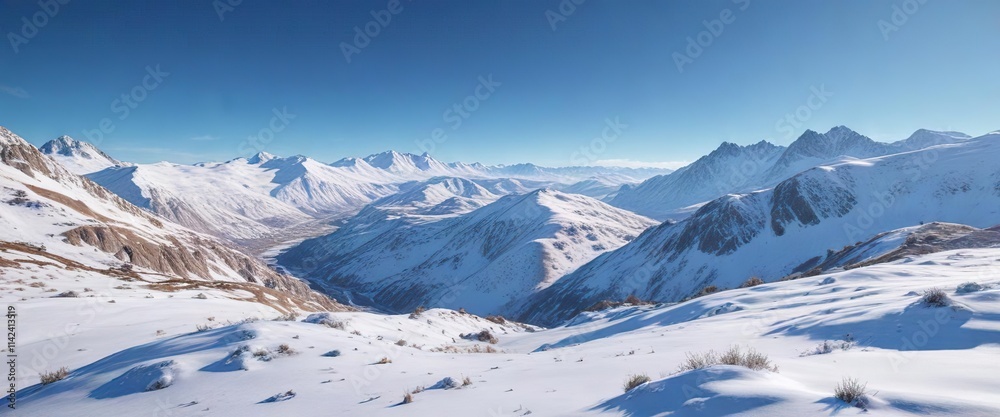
[278,189,658,316]
[610,126,974,220]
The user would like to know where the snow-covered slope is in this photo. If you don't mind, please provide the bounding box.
[0,125,339,312]
[8,246,1000,416]
[610,127,971,220]
[521,131,1000,325]
[38,135,129,175]
[278,189,658,315]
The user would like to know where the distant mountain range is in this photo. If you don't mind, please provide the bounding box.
[26,124,1000,326]
[610,127,973,220]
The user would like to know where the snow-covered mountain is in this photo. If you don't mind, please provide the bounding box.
[609,140,785,219]
[278,189,658,315]
[610,127,971,220]
[63,141,666,246]
[521,131,1000,325]
[38,135,129,175]
[0,126,339,311]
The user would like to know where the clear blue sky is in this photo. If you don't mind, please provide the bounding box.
[1,0,997,167]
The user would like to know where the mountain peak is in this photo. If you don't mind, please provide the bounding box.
[38,135,124,175]
[0,126,29,146]
[247,151,278,164]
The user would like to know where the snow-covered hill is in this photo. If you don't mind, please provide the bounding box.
[610,127,971,220]
[278,189,658,316]
[521,131,1000,325]
[38,135,129,175]
[8,245,1000,416]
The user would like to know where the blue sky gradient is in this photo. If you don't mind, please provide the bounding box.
[1,0,997,167]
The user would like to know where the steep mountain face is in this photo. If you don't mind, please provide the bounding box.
[610,126,970,220]
[38,135,128,175]
[610,140,785,219]
[520,131,1000,325]
[278,189,657,316]
[1,126,342,312]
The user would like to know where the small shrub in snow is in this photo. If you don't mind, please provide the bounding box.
[678,350,718,371]
[623,373,651,392]
[469,329,498,344]
[679,346,777,372]
[740,276,765,288]
[322,349,341,357]
[834,377,869,408]
[485,315,507,325]
[462,376,473,386]
[956,282,984,294]
[40,367,69,384]
[193,293,208,299]
[687,285,720,300]
[395,339,407,346]
[253,348,272,361]
[375,357,392,365]
[277,344,295,355]
[196,324,212,332]
[409,306,426,319]
[921,288,950,307]
[402,392,414,404]
[802,338,854,356]
[274,313,297,321]
[54,290,78,298]
[624,294,643,305]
